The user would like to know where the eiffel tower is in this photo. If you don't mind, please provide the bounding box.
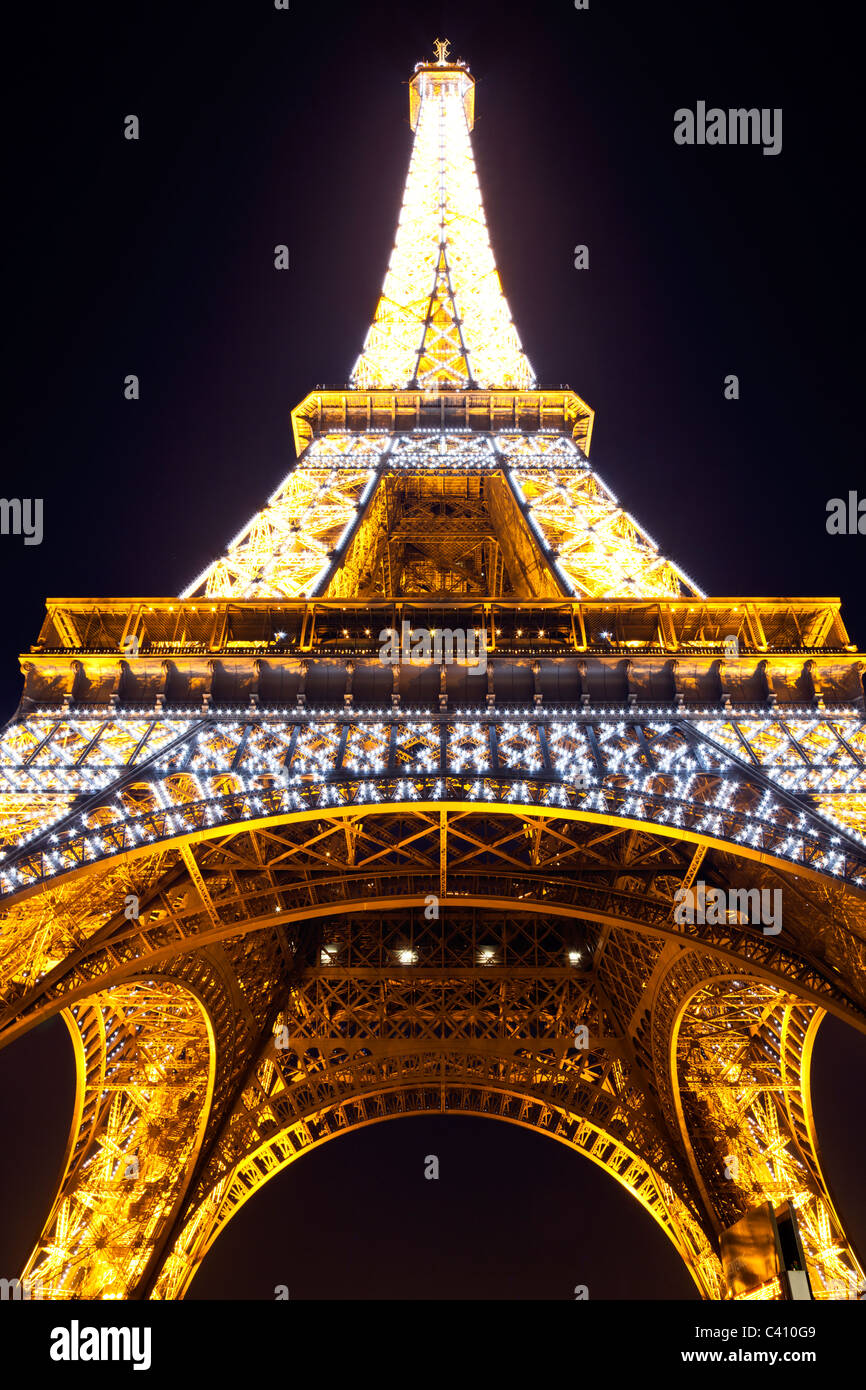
[3,42,866,1302]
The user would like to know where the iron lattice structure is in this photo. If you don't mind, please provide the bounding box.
[2,44,866,1301]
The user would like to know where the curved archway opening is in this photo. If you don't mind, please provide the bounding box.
[0,1013,76,1281]
[187,1113,699,1300]
[811,1014,866,1283]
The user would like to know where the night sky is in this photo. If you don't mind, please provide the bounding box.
[1,0,863,1299]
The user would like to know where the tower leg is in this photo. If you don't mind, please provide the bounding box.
[20,980,214,1300]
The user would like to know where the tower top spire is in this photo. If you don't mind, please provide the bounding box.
[350,52,534,393]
